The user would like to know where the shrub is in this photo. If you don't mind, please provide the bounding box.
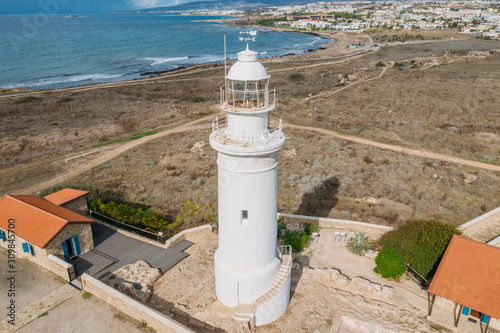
[375,61,386,67]
[374,248,406,279]
[287,73,304,81]
[303,222,318,236]
[15,96,41,104]
[183,96,208,103]
[379,220,461,279]
[346,231,372,255]
[281,229,309,252]
[277,218,287,238]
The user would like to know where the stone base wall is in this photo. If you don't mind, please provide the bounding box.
[0,235,70,281]
[61,196,88,216]
[45,223,94,258]
[81,273,194,333]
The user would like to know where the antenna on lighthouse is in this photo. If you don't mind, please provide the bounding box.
[239,30,257,49]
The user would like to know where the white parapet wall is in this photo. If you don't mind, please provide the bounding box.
[277,212,393,239]
[81,273,194,333]
[164,224,212,248]
[458,206,500,230]
[255,272,291,326]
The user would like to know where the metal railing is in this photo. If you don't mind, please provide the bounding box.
[220,86,275,112]
[211,115,284,143]
[88,210,167,244]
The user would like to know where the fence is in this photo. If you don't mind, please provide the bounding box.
[405,263,430,289]
[88,210,167,244]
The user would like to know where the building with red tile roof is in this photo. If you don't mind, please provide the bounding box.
[44,188,89,206]
[428,234,500,331]
[0,190,94,281]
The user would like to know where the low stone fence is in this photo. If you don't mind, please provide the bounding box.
[81,273,193,333]
[277,212,393,239]
[48,254,73,281]
[164,224,212,248]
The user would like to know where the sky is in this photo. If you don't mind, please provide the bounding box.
[0,0,194,14]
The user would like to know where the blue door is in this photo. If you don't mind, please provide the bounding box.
[72,236,81,255]
[61,241,69,261]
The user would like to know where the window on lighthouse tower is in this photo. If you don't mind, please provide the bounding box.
[241,210,249,226]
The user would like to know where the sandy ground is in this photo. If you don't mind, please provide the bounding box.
[0,248,155,333]
[144,228,497,333]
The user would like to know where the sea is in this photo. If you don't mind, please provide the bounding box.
[0,13,328,90]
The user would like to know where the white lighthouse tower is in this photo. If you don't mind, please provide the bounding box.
[210,45,292,326]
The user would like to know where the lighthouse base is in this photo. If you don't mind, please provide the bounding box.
[214,250,281,307]
[215,250,291,326]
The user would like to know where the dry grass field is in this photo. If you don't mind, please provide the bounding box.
[1,36,499,228]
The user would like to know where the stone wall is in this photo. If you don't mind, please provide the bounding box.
[0,234,70,281]
[81,273,194,333]
[45,223,94,257]
[278,212,393,239]
[61,196,88,216]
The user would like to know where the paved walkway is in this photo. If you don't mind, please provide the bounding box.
[73,223,193,280]
[0,283,79,333]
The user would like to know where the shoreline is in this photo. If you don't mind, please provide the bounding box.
[1,23,368,95]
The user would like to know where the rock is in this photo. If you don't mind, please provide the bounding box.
[190,141,206,153]
[194,178,203,187]
[181,176,191,183]
[105,260,161,303]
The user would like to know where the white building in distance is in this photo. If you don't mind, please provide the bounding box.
[209,46,292,327]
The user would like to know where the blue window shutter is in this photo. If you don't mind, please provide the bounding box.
[61,241,69,261]
[0,230,5,242]
[462,307,471,316]
[72,236,81,255]
[22,242,29,253]
[481,314,489,324]
[29,244,34,256]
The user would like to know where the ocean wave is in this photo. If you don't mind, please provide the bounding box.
[144,57,189,66]
[7,74,123,88]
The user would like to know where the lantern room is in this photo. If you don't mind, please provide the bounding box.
[220,47,275,113]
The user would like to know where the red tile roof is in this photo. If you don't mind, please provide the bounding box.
[428,235,500,318]
[0,195,94,248]
[44,188,89,206]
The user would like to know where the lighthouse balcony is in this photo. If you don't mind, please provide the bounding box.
[220,86,275,113]
[211,115,284,149]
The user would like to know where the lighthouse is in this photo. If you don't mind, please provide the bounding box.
[210,45,292,326]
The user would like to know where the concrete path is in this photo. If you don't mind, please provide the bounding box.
[73,223,193,280]
[0,283,79,333]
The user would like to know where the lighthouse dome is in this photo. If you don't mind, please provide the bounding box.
[226,48,270,81]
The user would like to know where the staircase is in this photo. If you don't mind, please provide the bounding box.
[231,245,292,324]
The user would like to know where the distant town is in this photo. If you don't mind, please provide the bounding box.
[164,1,500,39]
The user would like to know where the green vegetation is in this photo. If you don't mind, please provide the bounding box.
[90,199,169,234]
[374,248,406,279]
[15,96,41,104]
[281,229,309,252]
[303,222,318,236]
[377,220,461,279]
[278,221,316,252]
[287,73,305,81]
[38,311,49,318]
[175,201,217,231]
[346,231,372,255]
[182,96,208,103]
[375,61,386,67]
[82,292,93,299]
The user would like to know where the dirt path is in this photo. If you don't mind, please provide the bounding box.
[284,123,500,172]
